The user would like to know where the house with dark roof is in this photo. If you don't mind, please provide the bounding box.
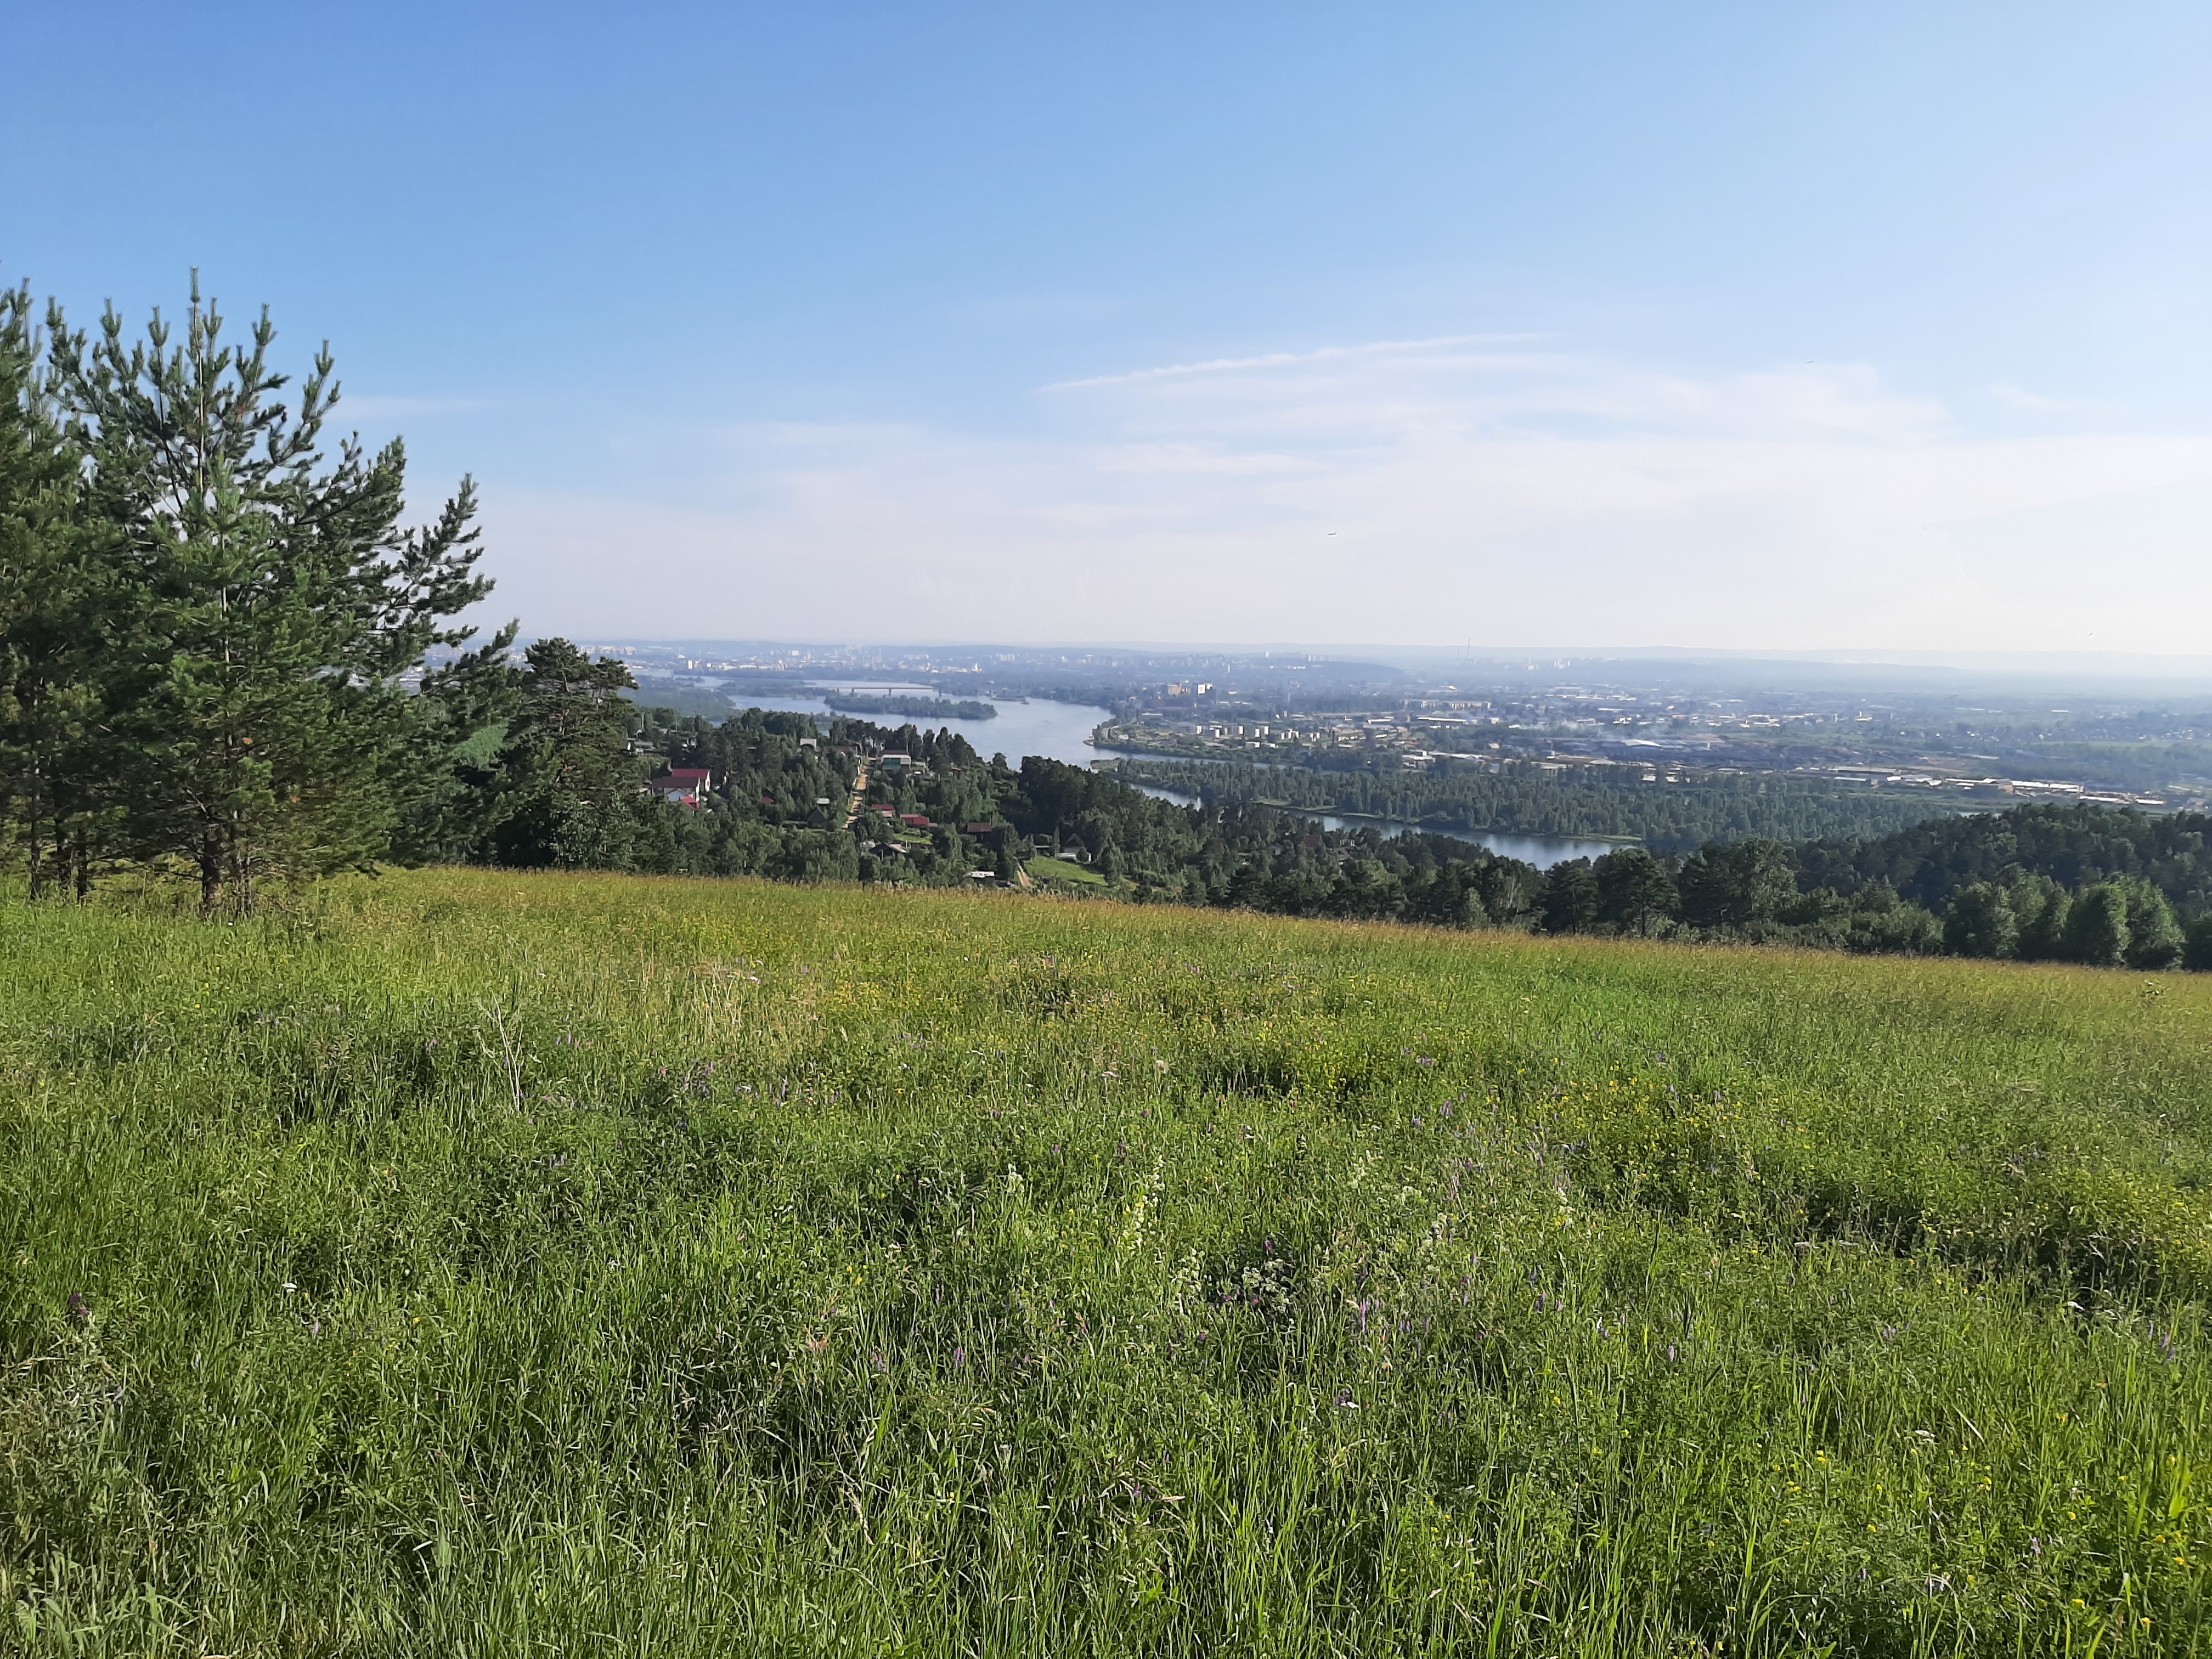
[651,768,713,805]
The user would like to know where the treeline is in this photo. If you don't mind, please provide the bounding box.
[1116,757,1974,850]
[835,742,2212,970]
[1194,799,2212,968]
[1527,842,2199,968]
[619,730,1543,915]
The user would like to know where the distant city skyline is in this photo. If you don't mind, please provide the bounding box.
[10,2,2208,652]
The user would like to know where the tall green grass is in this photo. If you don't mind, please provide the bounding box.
[3,870,2208,1655]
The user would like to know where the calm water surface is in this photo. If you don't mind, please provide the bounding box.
[729,687,1117,770]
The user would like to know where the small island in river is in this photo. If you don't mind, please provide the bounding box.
[825,693,997,720]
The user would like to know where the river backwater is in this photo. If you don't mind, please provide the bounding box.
[721,685,1619,870]
[1121,785,1621,868]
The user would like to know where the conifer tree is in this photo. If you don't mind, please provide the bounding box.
[490,638,642,869]
[1594,846,1678,935]
[0,283,113,899]
[388,622,524,864]
[48,279,492,911]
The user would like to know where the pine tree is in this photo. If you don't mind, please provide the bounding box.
[48,279,492,911]
[1539,859,1599,933]
[490,639,642,870]
[388,623,524,864]
[1594,846,1678,935]
[0,281,102,898]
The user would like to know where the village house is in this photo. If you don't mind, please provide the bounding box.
[651,768,712,805]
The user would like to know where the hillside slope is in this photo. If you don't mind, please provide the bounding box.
[3,871,2209,1656]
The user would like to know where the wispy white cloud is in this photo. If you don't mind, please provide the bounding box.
[1043,333,1522,390]
[1987,381,2122,418]
[478,336,2212,652]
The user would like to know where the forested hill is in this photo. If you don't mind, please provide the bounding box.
[1798,804,2212,916]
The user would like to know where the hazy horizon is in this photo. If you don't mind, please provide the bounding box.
[563,637,2212,695]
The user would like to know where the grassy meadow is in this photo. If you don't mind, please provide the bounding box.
[3,868,2210,1655]
[1024,856,1109,887]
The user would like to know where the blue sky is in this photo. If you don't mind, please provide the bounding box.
[9,2,2209,653]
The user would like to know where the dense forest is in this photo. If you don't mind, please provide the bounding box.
[1796,802,2212,912]
[1115,755,1977,850]
[1157,796,2211,969]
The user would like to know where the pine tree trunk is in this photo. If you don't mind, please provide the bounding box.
[25,786,45,902]
[199,834,224,916]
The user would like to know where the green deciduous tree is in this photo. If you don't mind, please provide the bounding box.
[2183,911,2212,973]
[1942,882,2018,959]
[2011,875,2072,961]
[2059,881,2130,967]
[2118,877,2182,970]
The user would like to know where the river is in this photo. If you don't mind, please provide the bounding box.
[720,683,1116,770]
[719,684,1617,870]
